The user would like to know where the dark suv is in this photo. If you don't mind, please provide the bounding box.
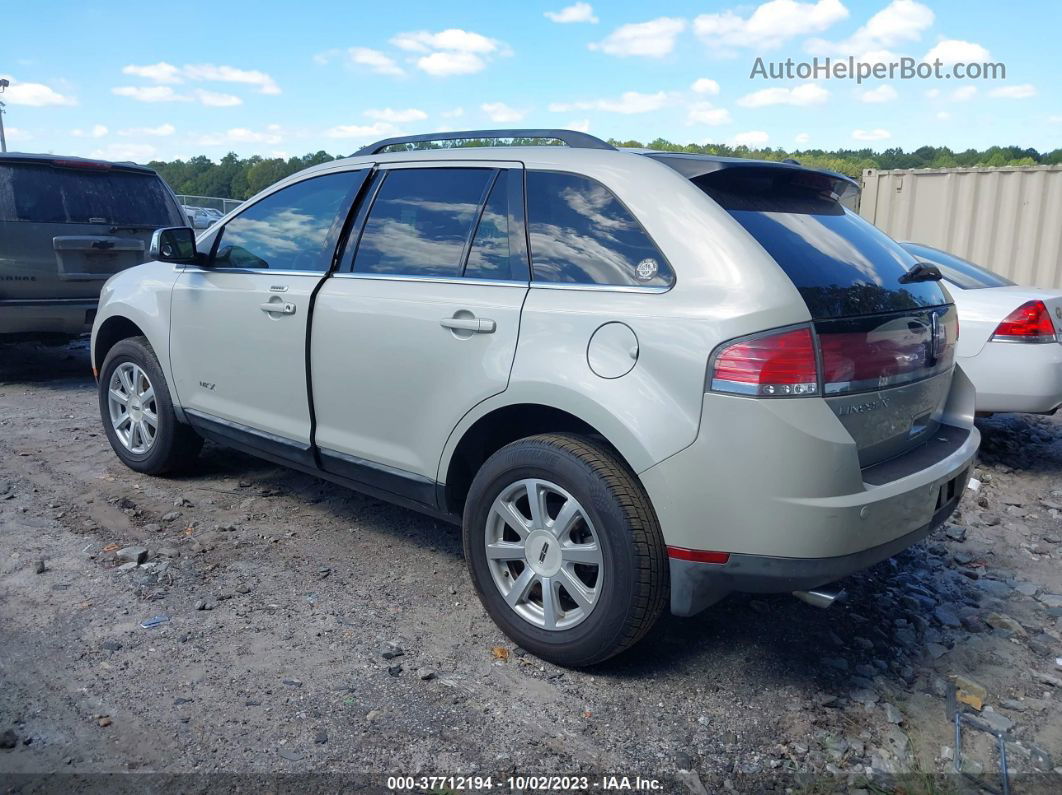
[0,152,186,339]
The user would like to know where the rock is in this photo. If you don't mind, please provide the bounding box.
[34,559,46,574]
[195,599,215,611]
[97,717,112,727]
[387,664,402,676]
[174,495,194,507]
[236,584,252,594]
[1000,698,1027,712]
[1034,672,1062,688]
[675,769,709,795]
[116,546,148,565]
[980,707,1013,734]
[416,668,436,681]
[278,748,302,762]
[951,675,988,711]
[380,643,404,660]
[945,525,967,542]
[1014,582,1039,597]
[161,511,180,522]
[850,688,879,706]
[0,730,17,749]
[1027,635,1054,657]
[282,678,303,688]
[883,703,903,724]
[961,614,988,633]
[959,757,983,776]
[1037,593,1062,609]
[894,627,917,649]
[101,639,122,651]
[366,709,385,723]
[314,730,328,745]
[926,642,949,659]
[985,612,1027,636]
[116,561,138,572]
[933,606,962,628]
[977,579,1012,598]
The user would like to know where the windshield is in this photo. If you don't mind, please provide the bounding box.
[0,163,183,226]
[900,242,1016,290]
[691,168,949,318]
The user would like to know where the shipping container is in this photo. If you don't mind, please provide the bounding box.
[859,165,1062,289]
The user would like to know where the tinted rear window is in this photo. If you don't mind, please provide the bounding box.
[901,242,1015,290]
[692,168,949,318]
[0,163,183,226]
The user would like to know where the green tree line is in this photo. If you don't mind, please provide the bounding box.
[149,141,1062,200]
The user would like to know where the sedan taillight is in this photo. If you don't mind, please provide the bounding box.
[991,300,1057,343]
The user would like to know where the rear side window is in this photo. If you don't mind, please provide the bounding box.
[212,171,362,272]
[901,243,1015,290]
[465,171,512,280]
[692,168,949,318]
[0,163,183,226]
[353,168,494,277]
[526,171,673,288]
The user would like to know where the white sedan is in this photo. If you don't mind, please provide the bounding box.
[902,242,1062,415]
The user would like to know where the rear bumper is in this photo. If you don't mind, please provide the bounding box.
[640,368,980,616]
[0,299,98,336]
[669,491,962,616]
[960,342,1062,415]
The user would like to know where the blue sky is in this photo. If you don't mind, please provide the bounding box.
[2,0,1059,162]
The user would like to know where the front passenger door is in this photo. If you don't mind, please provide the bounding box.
[169,169,368,460]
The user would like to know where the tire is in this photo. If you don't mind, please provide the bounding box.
[98,336,202,475]
[463,433,668,667]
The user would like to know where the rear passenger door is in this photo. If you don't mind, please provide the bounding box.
[310,163,528,503]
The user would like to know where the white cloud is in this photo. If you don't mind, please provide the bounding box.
[936,111,951,121]
[0,76,76,107]
[364,107,427,123]
[120,62,280,94]
[112,85,189,103]
[91,124,108,138]
[989,83,1037,99]
[795,132,811,144]
[923,39,991,65]
[852,128,892,141]
[550,90,669,114]
[737,82,829,107]
[325,121,403,140]
[182,64,280,95]
[1048,115,1062,125]
[389,28,510,76]
[118,123,175,137]
[690,78,721,95]
[686,102,732,126]
[807,0,934,58]
[589,17,686,58]
[566,119,591,132]
[90,143,157,162]
[122,62,182,83]
[197,125,283,146]
[924,88,940,99]
[545,3,598,23]
[695,0,848,51]
[193,89,242,107]
[4,126,32,142]
[860,84,898,103]
[416,52,488,76]
[951,85,977,102]
[733,131,769,146]
[481,102,527,123]
[315,47,405,76]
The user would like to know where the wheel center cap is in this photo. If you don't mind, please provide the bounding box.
[525,530,562,577]
[129,398,143,420]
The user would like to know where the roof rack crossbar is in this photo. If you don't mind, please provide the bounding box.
[353,128,616,156]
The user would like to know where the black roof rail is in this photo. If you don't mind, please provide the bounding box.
[353,128,616,156]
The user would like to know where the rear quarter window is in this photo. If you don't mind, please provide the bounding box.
[0,163,183,226]
[526,171,673,288]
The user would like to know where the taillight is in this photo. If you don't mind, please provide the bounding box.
[710,326,819,396]
[991,301,1057,343]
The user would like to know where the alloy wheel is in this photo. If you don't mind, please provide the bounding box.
[107,362,158,455]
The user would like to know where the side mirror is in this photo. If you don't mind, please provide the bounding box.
[150,227,198,263]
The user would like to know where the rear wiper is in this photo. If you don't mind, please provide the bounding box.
[899,262,944,284]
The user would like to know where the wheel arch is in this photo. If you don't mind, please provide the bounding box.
[93,315,146,374]
[439,397,651,517]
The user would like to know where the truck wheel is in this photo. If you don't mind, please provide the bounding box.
[98,336,202,474]
[463,433,668,667]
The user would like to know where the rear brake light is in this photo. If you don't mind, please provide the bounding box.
[710,327,818,396]
[52,158,112,171]
[991,300,1057,343]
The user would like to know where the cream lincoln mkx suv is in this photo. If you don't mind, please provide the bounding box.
[92,129,979,666]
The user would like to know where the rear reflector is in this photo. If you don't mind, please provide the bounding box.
[991,300,1058,343]
[710,327,818,396]
[667,547,730,564]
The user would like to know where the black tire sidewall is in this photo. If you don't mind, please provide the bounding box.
[98,338,180,474]
[464,439,642,665]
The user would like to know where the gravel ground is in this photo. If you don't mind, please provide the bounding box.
[2,338,1062,793]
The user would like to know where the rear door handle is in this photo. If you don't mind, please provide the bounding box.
[440,317,496,334]
[260,302,296,315]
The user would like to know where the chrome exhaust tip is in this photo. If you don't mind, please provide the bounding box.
[792,588,845,609]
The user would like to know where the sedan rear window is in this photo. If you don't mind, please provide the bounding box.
[900,242,1015,290]
[691,168,949,318]
[0,163,183,226]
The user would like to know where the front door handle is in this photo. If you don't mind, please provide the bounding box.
[440,316,496,334]
[260,302,296,315]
